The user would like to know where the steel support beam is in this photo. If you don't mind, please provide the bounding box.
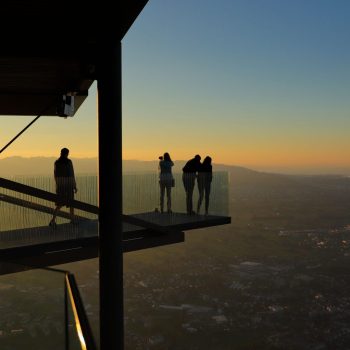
[97,42,123,349]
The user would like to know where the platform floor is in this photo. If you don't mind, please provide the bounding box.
[0,212,231,273]
[0,212,230,248]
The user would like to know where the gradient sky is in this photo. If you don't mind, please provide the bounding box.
[1,0,350,174]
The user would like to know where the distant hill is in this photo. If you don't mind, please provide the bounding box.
[0,157,349,194]
[0,157,253,177]
[0,156,98,176]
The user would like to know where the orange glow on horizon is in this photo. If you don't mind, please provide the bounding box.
[122,148,350,168]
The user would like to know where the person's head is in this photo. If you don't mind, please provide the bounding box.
[60,147,69,158]
[163,152,171,162]
[203,156,212,165]
[194,154,201,162]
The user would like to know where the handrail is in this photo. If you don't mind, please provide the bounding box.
[0,193,88,221]
[0,177,98,214]
[0,264,98,350]
[65,272,97,350]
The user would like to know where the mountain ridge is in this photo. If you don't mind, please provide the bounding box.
[0,156,348,180]
[0,156,256,177]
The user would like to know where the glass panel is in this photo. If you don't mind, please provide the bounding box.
[0,175,98,249]
[0,172,229,249]
[123,171,230,216]
[65,272,97,350]
[0,172,230,226]
[0,175,97,230]
[0,264,95,350]
[65,277,87,350]
[0,171,230,220]
[0,264,66,350]
[59,260,100,350]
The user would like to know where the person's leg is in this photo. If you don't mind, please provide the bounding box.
[183,174,190,214]
[50,205,62,227]
[188,179,195,214]
[166,185,172,212]
[205,183,211,215]
[70,205,76,223]
[197,183,204,214]
[183,174,196,214]
[160,183,165,213]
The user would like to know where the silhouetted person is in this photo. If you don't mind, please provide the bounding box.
[159,152,174,213]
[49,148,77,227]
[197,156,213,215]
[182,154,201,215]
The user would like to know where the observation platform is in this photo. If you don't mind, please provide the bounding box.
[0,175,231,274]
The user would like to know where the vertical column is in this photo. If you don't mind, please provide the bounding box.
[97,41,124,349]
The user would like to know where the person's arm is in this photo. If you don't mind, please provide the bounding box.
[54,162,57,184]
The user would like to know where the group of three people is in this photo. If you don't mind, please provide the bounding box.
[159,153,213,215]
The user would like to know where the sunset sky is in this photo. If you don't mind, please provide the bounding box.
[1,0,350,174]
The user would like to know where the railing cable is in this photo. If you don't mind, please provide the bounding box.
[0,100,57,155]
[0,115,41,155]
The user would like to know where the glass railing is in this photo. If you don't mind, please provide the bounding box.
[0,175,98,249]
[123,171,230,216]
[0,172,229,233]
[0,263,97,350]
[0,175,98,232]
[65,272,97,350]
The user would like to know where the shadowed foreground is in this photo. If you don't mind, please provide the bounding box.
[2,171,350,349]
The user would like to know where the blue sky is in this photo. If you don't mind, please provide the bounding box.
[1,0,350,174]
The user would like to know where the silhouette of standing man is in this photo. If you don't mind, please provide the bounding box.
[182,154,201,215]
[49,147,77,227]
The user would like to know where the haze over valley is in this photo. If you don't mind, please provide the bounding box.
[2,158,350,349]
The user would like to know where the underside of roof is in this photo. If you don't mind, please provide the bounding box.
[0,0,148,116]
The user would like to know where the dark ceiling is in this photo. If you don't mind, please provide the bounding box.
[0,0,149,116]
